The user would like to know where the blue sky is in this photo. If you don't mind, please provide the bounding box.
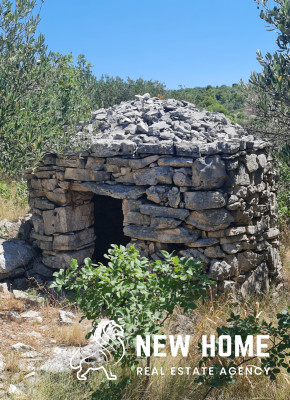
[38,0,277,89]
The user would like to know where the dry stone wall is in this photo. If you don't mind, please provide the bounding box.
[26,94,282,296]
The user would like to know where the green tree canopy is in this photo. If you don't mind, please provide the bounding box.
[247,0,290,145]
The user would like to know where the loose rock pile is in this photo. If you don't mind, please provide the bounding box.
[24,94,282,295]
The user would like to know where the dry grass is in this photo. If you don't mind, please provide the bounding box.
[26,274,290,400]
[0,181,29,221]
[0,292,26,312]
[50,323,89,347]
[0,198,29,221]
[3,351,21,374]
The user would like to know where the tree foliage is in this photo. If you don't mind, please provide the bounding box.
[0,1,166,178]
[165,84,246,123]
[247,0,290,144]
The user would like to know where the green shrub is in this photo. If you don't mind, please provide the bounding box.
[196,308,290,398]
[51,244,213,370]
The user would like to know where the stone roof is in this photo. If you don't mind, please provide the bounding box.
[70,93,266,158]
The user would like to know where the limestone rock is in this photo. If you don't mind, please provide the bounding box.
[43,203,94,235]
[53,227,95,251]
[0,239,37,278]
[129,155,159,169]
[184,191,226,210]
[64,168,110,182]
[240,264,269,297]
[71,182,146,200]
[42,245,95,268]
[140,204,189,220]
[133,167,172,185]
[150,217,181,229]
[244,154,259,173]
[192,155,228,189]
[186,208,234,231]
[21,310,40,319]
[146,186,169,204]
[204,245,226,258]
[11,343,34,351]
[173,169,192,186]
[123,225,200,243]
[13,290,45,305]
[186,238,219,247]
[59,310,76,324]
[235,164,251,186]
[179,249,210,268]
[237,251,265,273]
[168,187,181,208]
[124,212,150,226]
[0,282,8,293]
[158,157,193,167]
[40,346,79,373]
[209,259,238,281]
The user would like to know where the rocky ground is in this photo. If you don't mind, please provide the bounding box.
[0,283,94,399]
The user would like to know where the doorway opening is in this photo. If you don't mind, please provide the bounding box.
[93,195,130,263]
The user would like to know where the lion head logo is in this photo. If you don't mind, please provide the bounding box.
[70,320,125,380]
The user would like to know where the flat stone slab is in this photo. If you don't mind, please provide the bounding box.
[184,191,226,210]
[186,209,234,231]
[140,204,189,220]
[123,225,200,243]
[71,182,146,200]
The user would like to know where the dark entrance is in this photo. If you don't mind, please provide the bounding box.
[93,195,130,263]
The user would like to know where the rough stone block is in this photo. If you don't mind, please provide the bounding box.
[133,167,172,185]
[184,191,226,210]
[244,154,259,173]
[129,155,159,169]
[56,158,86,168]
[157,157,193,167]
[124,212,150,226]
[192,155,228,189]
[240,263,269,297]
[140,204,189,220]
[123,225,200,243]
[204,245,226,259]
[53,227,96,251]
[150,217,181,229]
[42,245,95,269]
[43,203,94,235]
[168,187,180,208]
[186,208,234,231]
[237,251,265,273]
[146,186,169,204]
[186,238,219,247]
[45,190,69,205]
[137,142,174,154]
[64,168,110,182]
[209,259,238,281]
[0,240,37,278]
[34,198,55,210]
[175,142,200,157]
[86,157,106,170]
[173,170,192,186]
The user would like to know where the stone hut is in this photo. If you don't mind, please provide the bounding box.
[26,94,282,295]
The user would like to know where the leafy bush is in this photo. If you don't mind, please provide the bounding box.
[196,308,290,398]
[51,245,213,370]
